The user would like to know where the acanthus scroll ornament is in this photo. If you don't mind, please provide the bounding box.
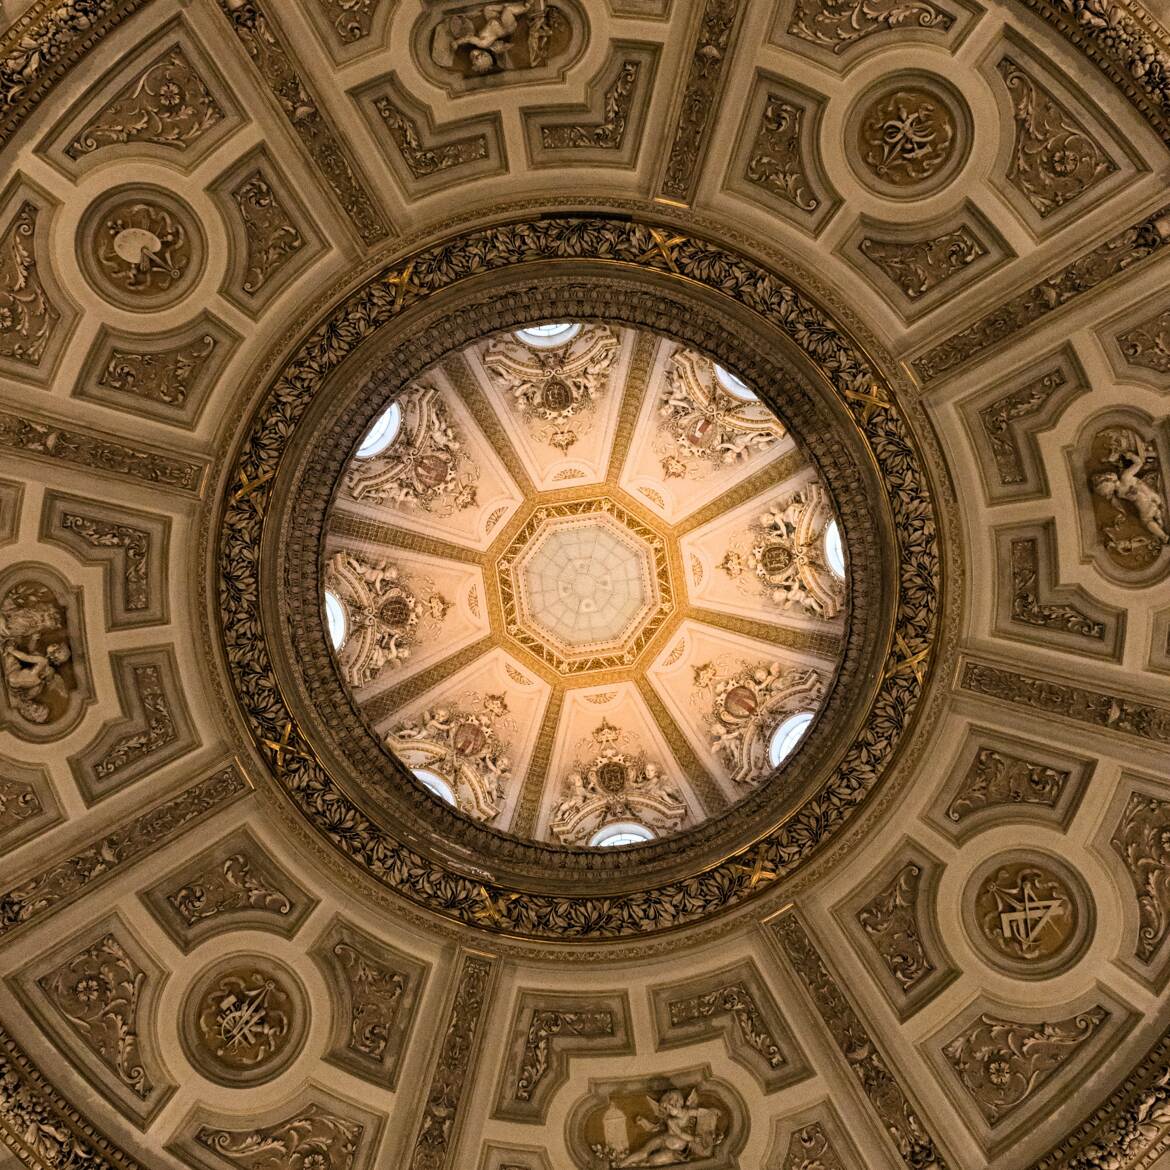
[0,204,59,369]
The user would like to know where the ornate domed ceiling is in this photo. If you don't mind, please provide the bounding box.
[321,321,847,846]
[2,0,1170,1169]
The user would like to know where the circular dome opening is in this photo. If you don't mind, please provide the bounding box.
[413,768,455,805]
[356,401,403,459]
[515,322,582,348]
[714,363,758,402]
[768,711,815,768]
[825,519,846,579]
[590,822,655,847]
[324,590,347,649]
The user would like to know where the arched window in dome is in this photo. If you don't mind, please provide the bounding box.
[714,363,758,402]
[356,401,403,459]
[515,322,581,348]
[768,711,814,768]
[413,768,456,805]
[324,590,347,649]
[824,519,846,579]
[590,822,655,847]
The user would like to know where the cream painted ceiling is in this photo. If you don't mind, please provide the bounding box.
[324,323,844,843]
[0,0,1169,1168]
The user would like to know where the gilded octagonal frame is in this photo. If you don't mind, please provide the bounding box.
[217,215,941,940]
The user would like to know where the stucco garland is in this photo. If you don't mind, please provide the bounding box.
[217,215,939,939]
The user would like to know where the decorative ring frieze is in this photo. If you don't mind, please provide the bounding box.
[216,215,941,939]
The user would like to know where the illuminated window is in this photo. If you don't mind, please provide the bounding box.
[768,711,814,768]
[325,591,347,649]
[515,322,581,348]
[356,401,403,459]
[590,822,655,847]
[824,519,846,579]
[413,768,455,805]
[714,364,758,402]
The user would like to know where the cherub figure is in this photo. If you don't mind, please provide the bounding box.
[1092,443,1169,545]
[2,641,71,723]
[445,2,531,73]
[619,1088,720,1166]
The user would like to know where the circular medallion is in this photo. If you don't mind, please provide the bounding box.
[963,853,1094,978]
[215,217,941,939]
[180,955,308,1085]
[848,77,970,198]
[79,186,204,310]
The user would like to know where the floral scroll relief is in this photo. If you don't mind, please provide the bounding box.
[656,348,784,479]
[481,323,619,454]
[387,692,514,823]
[67,46,224,158]
[324,552,450,688]
[717,482,845,619]
[1085,425,1169,572]
[695,660,826,785]
[786,0,954,51]
[0,204,60,368]
[344,382,479,513]
[942,1008,1108,1126]
[997,58,1117,217]
[550,719,687,844]
[196,1103,364,1170]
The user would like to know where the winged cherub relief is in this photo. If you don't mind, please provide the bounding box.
[617,1088,725,1166]
[431,1,563,77]
[0,580,75,726]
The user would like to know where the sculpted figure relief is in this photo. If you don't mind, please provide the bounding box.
[387,692,514,823]
[0,580,75,727]
[697,661,825,785]
[344,382,479,513]
[482,323,619,454]
[656,350,783,479]
[718,483,844,619]
[587,1086,730,1167]
[1087,426,1169,570]
[431,1,570,78]
[550,719,687,844]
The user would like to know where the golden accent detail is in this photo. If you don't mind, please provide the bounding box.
[885,633,929,685]
[232,468,273,505]
[442,353,536,496]
[511,689,566,837]
[330,509,482,563]
[260,721,312,772]
[360,636,496,724]
[504,662,531,685]
[606,331,659,481]
[635,228,688,272]
[585,692,617,704]
[731,854,778,887]
[635,676,728,816]
[386,261,422,309]
[843,383,893,426]
[690,608,842,660]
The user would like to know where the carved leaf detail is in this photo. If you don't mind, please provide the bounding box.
[231,172,305,295]
[374,96,488,178]
[197,1102,363,1170]
[67,46,223,157]
[977,368,1066,485]
[860,227,986,299]
[39,934,151,1097]
[942,1009,1108,1125]
[998,58,1117,217]
[856,863,934,992]
[541,60,640,149]
[1111,791,1170,962]
[745,94,818,211]
[947,748,1068,821]
[0,204,59,367]
[787,0,953,50]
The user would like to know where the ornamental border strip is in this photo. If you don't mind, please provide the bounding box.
[216,216,940,939]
